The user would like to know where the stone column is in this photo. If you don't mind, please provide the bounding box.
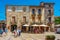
[30,9,32,23]
[6,15,11,29]
[51,15,54,31]
[26,26,29,32]
[19,22,22,30]
[17,12,22,30]
[51,8,54,31]
[35,8,38,23]
[41,8,45,24]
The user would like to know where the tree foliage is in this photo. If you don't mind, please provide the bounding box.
[55,17,60,24]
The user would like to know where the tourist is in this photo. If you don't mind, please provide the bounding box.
[5,28,8,35]
[2,28,8,36]
[11,25,14,32]
[2,23,6,32]
[17,27,21,36]
[0,23,3,36]
[13,30,17,37]
[0,27,3,36]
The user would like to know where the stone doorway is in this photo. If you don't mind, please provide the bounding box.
[11,24,17,32]
[22,26,26,32]
[10,16,17,32]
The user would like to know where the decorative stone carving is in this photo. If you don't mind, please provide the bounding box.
[12,7,15,11]
[23,7,26,12]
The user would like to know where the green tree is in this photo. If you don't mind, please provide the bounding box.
[55,17,60,24]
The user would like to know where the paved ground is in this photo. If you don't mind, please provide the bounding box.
[0,32,60,40]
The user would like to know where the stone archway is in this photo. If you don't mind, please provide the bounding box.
[10,16,17,32]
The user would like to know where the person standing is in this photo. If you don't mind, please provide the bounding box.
[13,30,17,37]
[17,27,21,36]
[0,28,3,36]
[0,24,3,36]
[2,23,6,32]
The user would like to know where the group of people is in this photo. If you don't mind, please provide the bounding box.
[0,23,7,36]
[10,24,21,37]
[0,23,21,37]
[12,27,21,37]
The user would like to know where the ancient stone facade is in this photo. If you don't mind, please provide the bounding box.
[6,2,54,30]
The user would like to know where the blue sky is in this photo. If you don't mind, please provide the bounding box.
[0,0,60,20]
